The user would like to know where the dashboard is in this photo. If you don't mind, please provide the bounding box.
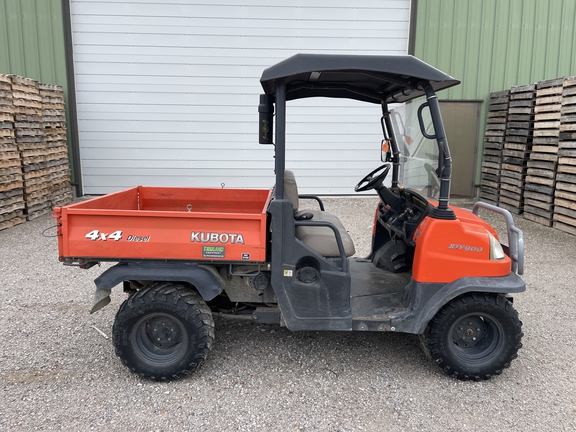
[377,188,432,245]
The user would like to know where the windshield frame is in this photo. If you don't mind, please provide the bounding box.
[380,87,455,219]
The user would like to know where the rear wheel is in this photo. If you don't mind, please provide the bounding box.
[420,293,523,380]
[113,282,214,380]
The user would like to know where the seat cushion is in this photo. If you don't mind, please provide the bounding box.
[295,210,356,257]
[284,170,299,212]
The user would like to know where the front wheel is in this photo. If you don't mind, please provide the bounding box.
[112,282,214,381]
[420,293,523,381]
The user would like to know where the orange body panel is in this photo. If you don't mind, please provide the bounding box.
[412,206,511,283]
[54,187,272,262]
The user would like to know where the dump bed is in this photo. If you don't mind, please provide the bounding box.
[54,186,272,263]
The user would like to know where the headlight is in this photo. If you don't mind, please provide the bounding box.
[488,232,505,260]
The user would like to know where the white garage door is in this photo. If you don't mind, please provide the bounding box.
[70,0,411,195]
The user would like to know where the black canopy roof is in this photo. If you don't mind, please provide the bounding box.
[260,54,460,104]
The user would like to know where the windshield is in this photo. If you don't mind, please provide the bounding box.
[389,98,440,200]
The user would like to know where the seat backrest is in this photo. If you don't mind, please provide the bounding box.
[284,170,299,213]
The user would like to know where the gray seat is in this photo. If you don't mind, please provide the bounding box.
[284,170,356,257]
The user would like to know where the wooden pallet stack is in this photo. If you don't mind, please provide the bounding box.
[0,74,26,231]
[12,76,49,220]
[480,90,509,204]
[10,78,71,221]
[523,78,564,226]
[498,84,535,214]
[39,83,72,210]
[553,77,576,235]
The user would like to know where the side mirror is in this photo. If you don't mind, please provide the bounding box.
[380,114,393,162]
[381,139,392,162]
[258,94,274,144]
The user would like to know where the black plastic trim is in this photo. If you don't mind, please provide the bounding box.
[394,273,526,334]
[94,261,225,301]
[268,199,352,331]
[428,207,456,220]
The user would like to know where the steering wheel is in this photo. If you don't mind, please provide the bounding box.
[354,163,391,192]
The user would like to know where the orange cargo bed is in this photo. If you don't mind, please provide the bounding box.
[54,187,272,263]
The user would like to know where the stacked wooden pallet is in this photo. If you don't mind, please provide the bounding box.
[10,78,71,220]
[0,75,26,231]
[553,77,576,235]
[12,76,48,220]
[498,85,535,214]
[480,90,509,204]
[523,78,564,226]
[39,83,72,210]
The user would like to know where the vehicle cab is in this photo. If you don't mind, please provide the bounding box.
[258,54,524,333]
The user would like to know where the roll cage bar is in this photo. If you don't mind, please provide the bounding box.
[259,54,461,218]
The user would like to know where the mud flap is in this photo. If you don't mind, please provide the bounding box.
[90,289,111,314]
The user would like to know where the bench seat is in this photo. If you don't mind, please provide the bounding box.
[284,170,356,258]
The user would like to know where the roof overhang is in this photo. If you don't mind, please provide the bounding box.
[260,54,460,104]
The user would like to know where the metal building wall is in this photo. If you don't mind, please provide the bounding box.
[0,0,76,184]
[69,0,411,195]
[413,0,576,184]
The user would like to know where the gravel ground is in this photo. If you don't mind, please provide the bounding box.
[1,196,576,431]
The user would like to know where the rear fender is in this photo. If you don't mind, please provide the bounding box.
[90,261,225,313]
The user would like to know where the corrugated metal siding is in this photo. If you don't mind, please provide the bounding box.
[0,0,73,177]
[414,0,576,183]
[69,0,411,195]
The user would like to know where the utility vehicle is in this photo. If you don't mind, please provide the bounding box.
[54,54,525,381]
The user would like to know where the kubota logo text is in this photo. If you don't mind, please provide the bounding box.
[190,232,245,244]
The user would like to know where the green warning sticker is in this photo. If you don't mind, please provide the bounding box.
[202,246,225,259]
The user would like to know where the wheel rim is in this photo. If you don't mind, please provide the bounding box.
[449,313,503,364]
[131,312,189,366]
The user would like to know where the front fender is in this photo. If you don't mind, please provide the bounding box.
[90,261,225,313]
[394,273,526,334]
